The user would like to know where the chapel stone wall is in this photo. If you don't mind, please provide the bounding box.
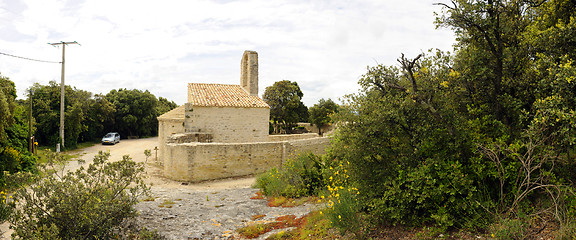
[184,105,269,143]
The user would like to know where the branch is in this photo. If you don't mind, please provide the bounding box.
[398,53,455,136]
[398,53,423,93]
[436,0,499,56]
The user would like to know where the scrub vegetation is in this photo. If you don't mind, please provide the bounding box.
[4,151,160,239]
[254,0,576,238]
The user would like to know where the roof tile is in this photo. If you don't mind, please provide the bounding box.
[187,83,269,108]
[157,105,185,120]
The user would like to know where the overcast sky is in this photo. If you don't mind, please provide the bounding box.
[0,0,455,107]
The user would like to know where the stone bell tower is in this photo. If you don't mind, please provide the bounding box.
[240,50,258,96]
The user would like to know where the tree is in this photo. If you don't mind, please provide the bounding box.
[0,74,16,143]
[0,74,37,181]
[156,97,178,116]
[436,0,536,133]
[28,81,99,148]
[330,51,481,228]
[105,89,166,138]
[27,83,177,147]
[81,94,115,143]
[263,80,308,133]
[308,98,338,136]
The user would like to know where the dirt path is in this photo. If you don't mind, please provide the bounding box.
[2,138,318,239]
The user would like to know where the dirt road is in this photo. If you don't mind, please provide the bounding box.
[68,137,257,190]
[66,137,159,174]
[2,138,317,239]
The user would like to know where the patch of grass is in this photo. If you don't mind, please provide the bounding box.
[266,229,293,240]
[556,220,576,240]
[252,214,266,221]
[158,199,176,208]
[142,196,156,202]
[489,217,529,239]
[237,214,306,239]
[36,149,76,165]
[72,140,101,150]
[238,223,272,239]
[264,211,337,240]
[268,196,288,207]
[291,211,335,239]
[254,193,317,208]
[250,191,265,200]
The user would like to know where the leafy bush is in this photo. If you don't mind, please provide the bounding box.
[254,153,325,198]
[329,45,576,231]
[0,186,14,222]
[7,150,149,239]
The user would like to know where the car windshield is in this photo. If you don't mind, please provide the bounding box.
[104,133,114,138]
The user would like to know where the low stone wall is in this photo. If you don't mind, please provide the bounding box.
[163,137,331,182]
[283,137,331,161]
[268,133,318,142]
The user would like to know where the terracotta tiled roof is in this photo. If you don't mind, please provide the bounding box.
[187,83,269,108]
[157,105,185,120]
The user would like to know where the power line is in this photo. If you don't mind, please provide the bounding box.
[0,51,61,64]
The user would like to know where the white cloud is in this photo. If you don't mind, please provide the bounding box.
[0,0,455,107]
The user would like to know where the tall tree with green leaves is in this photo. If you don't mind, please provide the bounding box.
[0,74,17,142]
[0,74,37,180]
[105,88,166,137]
[28,83,176,147]
[309,98,338,136]
[263,80,308,133]
[436,0,538,133]
[81,94,115,143]
[29,81,97,148]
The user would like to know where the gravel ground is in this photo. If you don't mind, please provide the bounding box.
[136,186,317,240]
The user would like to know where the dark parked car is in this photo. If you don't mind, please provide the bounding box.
[102,132,120,145]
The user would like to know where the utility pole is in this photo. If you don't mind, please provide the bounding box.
[48,41,79,151]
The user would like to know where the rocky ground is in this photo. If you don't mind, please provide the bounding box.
[136,184,317,240]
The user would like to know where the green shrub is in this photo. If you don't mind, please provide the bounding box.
[321,159,364,237]
[326,187,362,237]
[254,153,325,198]
[0,186,14,222]
[7,150,149,239]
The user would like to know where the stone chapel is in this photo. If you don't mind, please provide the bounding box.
[157,51,328,182]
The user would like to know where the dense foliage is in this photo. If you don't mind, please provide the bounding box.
[7,151,149,239]
[263,80,309,133]
[0,74,36,182]
[327,0,576,233]
[308,98,339,136]
[28,82,177,149]
[106,88,177,138]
